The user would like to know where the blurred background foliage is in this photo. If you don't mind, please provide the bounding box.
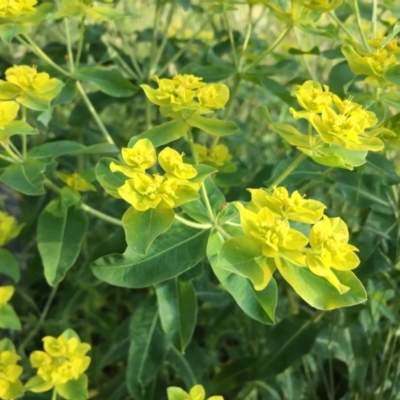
[2,0,400,399]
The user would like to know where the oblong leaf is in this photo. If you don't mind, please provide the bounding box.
[0,249,20,282]
[187,114,238,136]
[37,200,88,286]
[91,222,210,288]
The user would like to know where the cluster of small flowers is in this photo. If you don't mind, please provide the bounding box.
[290,80,384,152]
[167,384,223,400]
[0,332,90,400]
[194,143,234,169]
[236,186,359,294]
[0,65,62,129]
[110,139,202,211]
[141,74,229,114]
[0,0,37,19]
[343,36,400,87]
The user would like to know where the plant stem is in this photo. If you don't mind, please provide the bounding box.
[186,130,215,222]
[75,16,86,68]
[18,35,71,77]
[75,81,116,145]
[22,107,27,158]
[148,0,162,78]
[0,153,15,163]
[52,388,58,400]
[174,214,212,230]
[371,0,378,40]
[352,0,370,51]
[243,24,291,72]
[238,4,253,71]
[64,18,75,72]
[223,12,238,67]
[268,153,307,189]
[81,204,123,226]
[1,143,21,162]
[329,12,353,40]
[19,286,58,353]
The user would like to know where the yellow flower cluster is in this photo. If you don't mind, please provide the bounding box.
[0,211,23,247]
[27,333,91,394]
[290,80,384,152]
[342,38,400,87]
[0,65,63,111]
[141,74,229,114]
[195,143,234,170]
[0,340,24,400]
[110,139,202,211]
[0,286,15,307]
[0,0,37,19]
[236,187,359,293]
[58,172,96,192]
[167,384,223,400]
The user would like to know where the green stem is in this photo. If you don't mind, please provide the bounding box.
[215,225,232,240]
[0,153,15,163]
[238,5,253,71]
[19,286,58,353]
[148,0,162,78]
[243,24,291,72]
[329,12,353,40]
[75,81,116,145]
[371,0,378,40]
[18,35,71,77]
[223,12,238,67]
[44,180,122,226]
[75,16,86,68]
[64,18,75,72]
[186,130,215,222]
[52,388,58,400]
[81,204,123,226]
[1,143,21,162]
[174,214,212,230]
[268,153,307,189]
[352,0,370,51]
[22,106,27,158]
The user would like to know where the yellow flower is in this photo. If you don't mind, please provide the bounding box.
[58,172,96,192]
[292,80,332,115]
[0,340,24,400]
[236,204,308,266]
[0,211,23,247]
[0,65,63,110]
[207,144,232,166]
[0,101,19,130]
[193,144,209,163]
[306,216,360,293]
[27,332,91,393]
[248,187,325,224]
[158,147,197,180]
[196,84,229,111]
[167,384,224,400]
[110,139,157,178]
[0,286,15,306]
[0,0,37,18]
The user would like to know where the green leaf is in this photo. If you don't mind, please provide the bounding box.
[0,249,20,282]
[384,64,400,87]
[155,277,197,352]
[0,159,46,196]
[128,120,190,148]
[127,299,170,399]
[91,221,210,288]
[87,5,128,20]
[123,207,175,255]
[207,229,277,324]
[277,260,367,310]
[273,123,310,148]
[0,23,27,43]
[166,347,197,389]
[181,176,225,223]
[366,152,400,185]
[0,304,21,330]
[56,374,88,400]
[187,114,238,136]
[75,67,137,97]
[180,63,235,81]
[37,199,88,286]
[95,157,126,198]
[0,121,38,141]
